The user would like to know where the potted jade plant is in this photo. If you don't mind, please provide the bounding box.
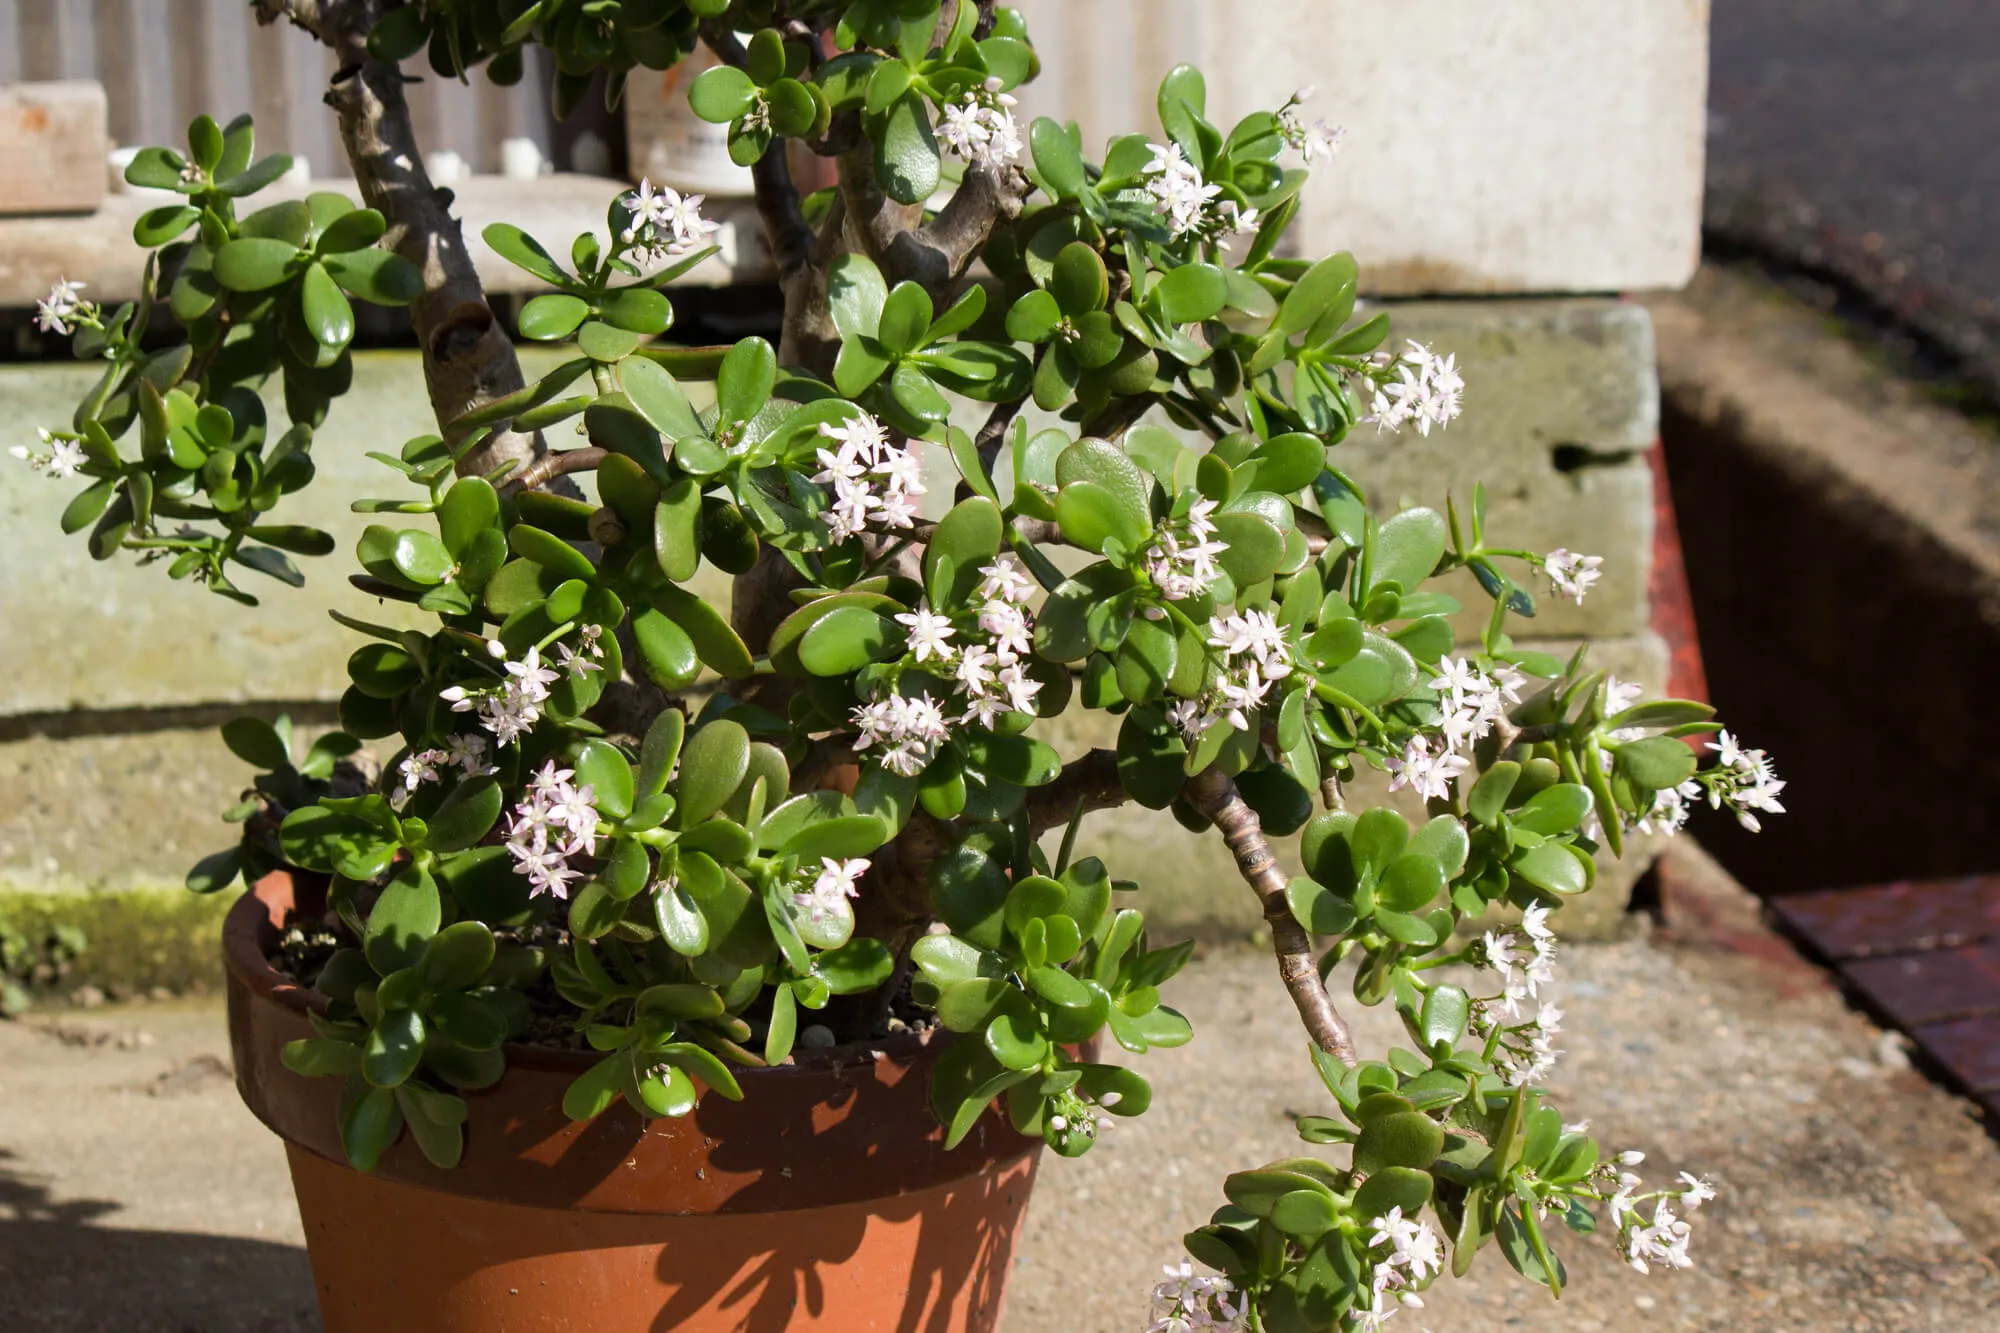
[17,1,1784,1329]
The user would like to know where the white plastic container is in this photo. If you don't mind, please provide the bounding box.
[624,45,757,198]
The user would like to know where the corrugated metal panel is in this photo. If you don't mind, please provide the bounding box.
[0,0,566,176]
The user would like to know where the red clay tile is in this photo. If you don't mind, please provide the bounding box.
[1843,945,2000,1026]
[1913,1015,2000,1091]
[1771,876,2000,959]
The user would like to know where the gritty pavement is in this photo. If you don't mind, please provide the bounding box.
[1707,0,2000,393]
[1,845,1996,1332]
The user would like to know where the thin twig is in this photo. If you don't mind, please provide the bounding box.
[1183,767,1359,1066]
[1025,748,1128,837]
[511,447,606,493]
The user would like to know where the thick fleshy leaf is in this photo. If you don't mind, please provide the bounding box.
[716,337,776,426]
[364,865,441,975]
[875,92,941,205]
[798,605,895,675]
[828,253,887,341]
[877,281,934,356]
[1150,262,1227,325]
[688,64,758,121]
[1371,507,1448,595]
[213,237,301,291]
[321,248,422,305]
[1029,116,1087,201]
[519,293,591,341]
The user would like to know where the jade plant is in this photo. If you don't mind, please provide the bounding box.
[17,2,1785,1328]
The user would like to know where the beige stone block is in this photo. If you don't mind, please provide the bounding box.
[1011,0,1707,294]
[0,82,107,216]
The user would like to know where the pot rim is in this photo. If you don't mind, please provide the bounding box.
[224,870,1038,1214]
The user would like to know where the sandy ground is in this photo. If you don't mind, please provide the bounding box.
[1,844,1995,1332]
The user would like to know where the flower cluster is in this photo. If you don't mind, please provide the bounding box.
[1045,1084,1114,1150]
[1357,1206,1444,1328]
[1606,1153,1714,1275]
[812,413,926,541]
[440,642,563,746]
[504,761,602,900]
[936,81,1024,169]
[1385,655,1525,801]
[1140,143,1256,245]
[1170,610,1294,740]
[1366,340,1465,437]
[1146,1261,1246,1333]
[392,733,494,808]
[1435,655,1526,751]
[1277,88,1346,165]
[1476,902,1563,1086]
[1140,498,1229,602]
[8,428,85,480]
[620,178,720,267]
[851,694,951,777]
[34,278,93,336]
[393,747,448,806]
[1542,548,1603,603]
[794,856,869,924]
[556,623,608,682]
[1632,727,1784,836]
[1700,730,1787,832]
[851,559,1044,774]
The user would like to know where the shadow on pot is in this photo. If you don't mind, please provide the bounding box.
[646,1158,1033,1331]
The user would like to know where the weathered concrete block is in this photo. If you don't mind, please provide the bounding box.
[1035,632,1669,944]
[971,299,1658,640]
[0,349,571,716]
[1352,300,1658,642]
[0,722,265,891]
[1010,0,1708,294]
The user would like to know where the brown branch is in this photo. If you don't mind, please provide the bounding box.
[838,147,1030,300]
[1026,748,1129,837]
[1183,767,1358,1066]
[511,447,606,493]
[252,0,540,480]
[919,161,1030,278]
[1081,393,1162,442]
[974,393,1028,471]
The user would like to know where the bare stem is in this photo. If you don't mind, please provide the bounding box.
[1183,767,1358,1065]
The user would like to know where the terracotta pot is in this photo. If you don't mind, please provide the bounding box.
[226,873,1042,1332]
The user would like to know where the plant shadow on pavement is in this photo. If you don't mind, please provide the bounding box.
[0,1148,318,1333]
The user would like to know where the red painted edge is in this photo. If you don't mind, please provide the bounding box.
[1648,438,1710,704]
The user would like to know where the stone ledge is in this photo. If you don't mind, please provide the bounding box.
[0,175,771,308]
